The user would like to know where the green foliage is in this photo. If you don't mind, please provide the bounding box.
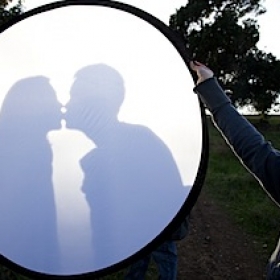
[0,0,13,5]
[170,0,280,115]
[232,50,280,115]
[0,0,22,27]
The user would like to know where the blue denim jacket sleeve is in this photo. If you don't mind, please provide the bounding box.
[194,77,280,206]
[194,77,280,280]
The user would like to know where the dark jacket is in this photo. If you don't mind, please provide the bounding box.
[194,77,280,280]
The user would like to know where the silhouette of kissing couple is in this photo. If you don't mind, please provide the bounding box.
[0,64,186,271]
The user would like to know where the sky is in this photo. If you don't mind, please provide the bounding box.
[21,0,280,59]
[256,0,280,59]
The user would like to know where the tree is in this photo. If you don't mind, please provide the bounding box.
[169,0,280,115]
[232,49,280,117]
[0,0,12,5]
[0,0,22,27]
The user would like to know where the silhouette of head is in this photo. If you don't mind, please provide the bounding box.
[0,76,61,134]
[65,64,125,133]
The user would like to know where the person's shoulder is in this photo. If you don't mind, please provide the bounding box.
[80,148,99,169]
[119,122,157,138]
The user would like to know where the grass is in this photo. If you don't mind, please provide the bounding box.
[1,115,280,279]
[0,266,30,280]
[204,115,280,261]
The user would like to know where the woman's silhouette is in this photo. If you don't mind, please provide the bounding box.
[0,76,61,273]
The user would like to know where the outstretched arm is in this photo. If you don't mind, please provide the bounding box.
[190,61,280,206]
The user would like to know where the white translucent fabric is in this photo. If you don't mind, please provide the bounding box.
[0,4,203,277]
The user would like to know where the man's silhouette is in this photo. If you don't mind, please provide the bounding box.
[65,64,186,268]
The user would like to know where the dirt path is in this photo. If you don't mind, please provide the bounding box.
[176,189,267,280]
